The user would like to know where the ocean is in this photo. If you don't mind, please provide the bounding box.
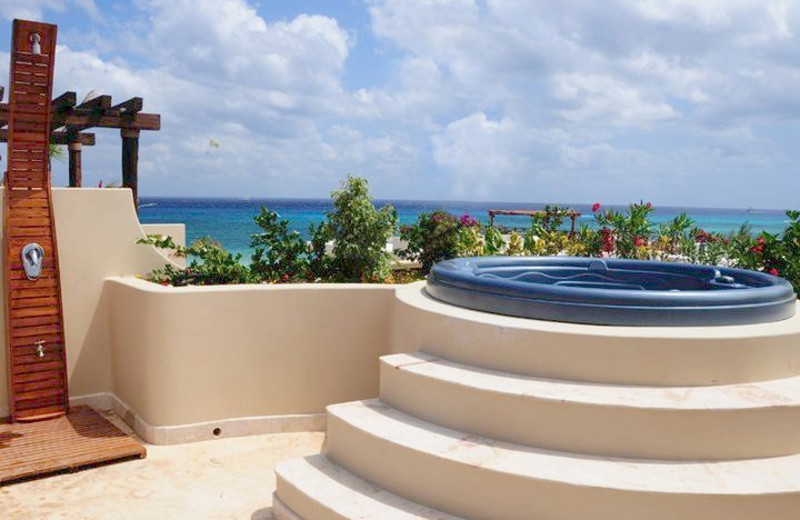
[138,197,792,259]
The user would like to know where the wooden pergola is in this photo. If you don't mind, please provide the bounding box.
[488,209,583,234]
[0,85,160,210]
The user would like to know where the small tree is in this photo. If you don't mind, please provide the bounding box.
[250,208,311,283]
[398,210,460,274]
[325,175,397,282]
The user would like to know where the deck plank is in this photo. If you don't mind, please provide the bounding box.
[0,406,146,484]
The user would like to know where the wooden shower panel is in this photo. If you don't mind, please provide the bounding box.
[4,20,69,421]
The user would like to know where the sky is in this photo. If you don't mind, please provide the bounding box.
[0,0,799,209]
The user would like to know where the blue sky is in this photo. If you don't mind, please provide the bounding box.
[1,0,799,209]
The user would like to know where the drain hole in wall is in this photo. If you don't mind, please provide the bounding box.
[212,427,222,437]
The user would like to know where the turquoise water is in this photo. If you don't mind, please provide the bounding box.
[138,198,792,259]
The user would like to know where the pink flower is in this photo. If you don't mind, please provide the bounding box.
[459,214,478,228]
[592,202,601,212]
[769,268,780,276]
[645,202,652,209]
[633,236,645,247]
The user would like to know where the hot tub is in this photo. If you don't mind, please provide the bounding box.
[426,257,796,326]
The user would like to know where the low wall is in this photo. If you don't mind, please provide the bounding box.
[107,279,394,433]
[0,188,399,444]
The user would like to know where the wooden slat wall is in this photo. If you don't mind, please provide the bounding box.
[4,20,69,421]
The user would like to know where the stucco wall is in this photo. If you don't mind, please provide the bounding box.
[141,223,186,268]
[107,279,394,426]
[0,188,174,415]
[0,188,396,433]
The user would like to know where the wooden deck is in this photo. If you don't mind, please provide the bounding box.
[0,406,146,485]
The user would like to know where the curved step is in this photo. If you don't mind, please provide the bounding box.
[326,400,800,520]
[274,454,463,520]
[392,283,800,386]
[380,352,800,460]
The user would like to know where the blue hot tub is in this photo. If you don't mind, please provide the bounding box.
[426,257,796,326]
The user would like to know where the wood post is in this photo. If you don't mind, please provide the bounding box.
[121,128,140,211]
[67,131,82,187]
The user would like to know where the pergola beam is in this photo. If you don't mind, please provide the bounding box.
[61,111,160,131]
[112,97,143,114]
[51,91,77,130]
[52,91,77,112]
[0,103,160,131]
[76,94,111,111]
[0,128,96,145]
[0,86,159,209]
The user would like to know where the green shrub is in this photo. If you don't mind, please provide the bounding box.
[324,175,397,282]
[594,201,654,259]
[137,236,251,286]
[398,210,460,274]
[748,211,800,292]
[250,208,313,283]
[484,226,505,256]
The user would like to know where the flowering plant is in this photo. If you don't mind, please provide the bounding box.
[398,210,461,273]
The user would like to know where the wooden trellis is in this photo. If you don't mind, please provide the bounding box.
[0,85,160,210]
[488,209,583,234]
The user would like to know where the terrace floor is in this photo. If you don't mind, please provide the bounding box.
[0,410,325,519]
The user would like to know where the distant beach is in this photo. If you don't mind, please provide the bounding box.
[138,197,791,259]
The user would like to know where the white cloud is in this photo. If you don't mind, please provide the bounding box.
[0,0,101,22]
[0,0,65,21]
[363,0,800,205]
[1,0,799,207]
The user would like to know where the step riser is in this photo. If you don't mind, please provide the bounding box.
[275,475,345,520]
[275,455,465,520]
[393,286,800,386]
[272,495,306,520]
[326,410,800,520]
[380,360,800,460]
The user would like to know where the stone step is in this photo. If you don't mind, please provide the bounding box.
[274,454,464,520]
[392,283,800,386]
[326,399,800,520]
[380,351,800,460]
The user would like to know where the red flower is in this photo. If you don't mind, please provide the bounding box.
[769,268,780,276]
[757,237,766,245]
[751,245,764,254]
[599,228,614,252]
[645,202,652,209]
[634,236,645,247]
[592,202,601,212]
